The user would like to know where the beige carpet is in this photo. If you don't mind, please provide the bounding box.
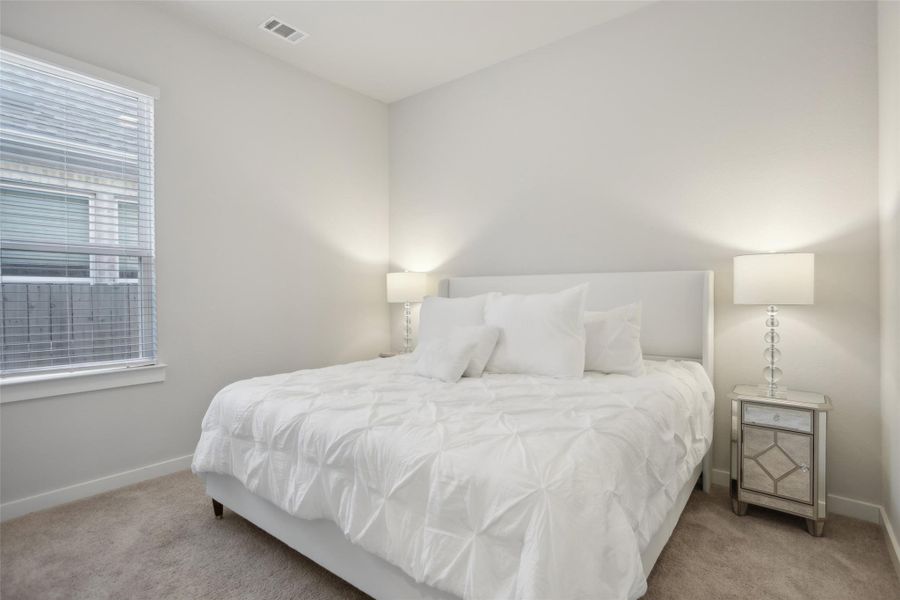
[1,471,897,600]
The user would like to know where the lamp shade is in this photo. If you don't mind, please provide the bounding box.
[733,253,814,305]
[386,272,428,303]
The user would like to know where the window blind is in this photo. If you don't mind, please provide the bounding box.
[0,49,156,376]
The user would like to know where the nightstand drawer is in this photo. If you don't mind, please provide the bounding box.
[743,402,813,433]
[742,425,812,504]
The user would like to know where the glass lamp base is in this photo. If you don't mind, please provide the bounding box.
[402,301,413,354]
[760,305,787,398]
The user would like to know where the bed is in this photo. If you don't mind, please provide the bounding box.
[193,271,715,600]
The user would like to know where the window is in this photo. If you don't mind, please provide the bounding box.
[0,49,156,376]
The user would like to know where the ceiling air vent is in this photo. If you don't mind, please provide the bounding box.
[260,17,308,43]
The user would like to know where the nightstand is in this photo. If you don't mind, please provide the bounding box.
[729,384,832,536]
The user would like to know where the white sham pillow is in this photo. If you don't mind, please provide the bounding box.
[414,333,479,383]
[418,293,498,343]
[584,303,644,376]
[484,284,588,378]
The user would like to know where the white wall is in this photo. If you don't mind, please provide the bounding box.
[879,0,900,563]
[391,1,882,503]
[0,2,389,505]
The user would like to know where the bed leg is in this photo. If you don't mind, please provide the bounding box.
[212,499,224,519]
[701,451,712,494]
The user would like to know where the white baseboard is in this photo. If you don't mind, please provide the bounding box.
[711,467,731,487]
[828,493,882,523]
[882,507,900,579]
[0,453,193,522]
[711,468,881,524]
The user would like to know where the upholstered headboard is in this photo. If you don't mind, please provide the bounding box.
[438,270,714,377]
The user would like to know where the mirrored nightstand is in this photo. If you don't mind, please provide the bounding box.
[729,384,832,536]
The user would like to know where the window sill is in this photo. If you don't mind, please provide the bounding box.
[0,363,167,404]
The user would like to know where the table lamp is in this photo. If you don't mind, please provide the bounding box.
[386,271,428,353]
[733,253,815,398]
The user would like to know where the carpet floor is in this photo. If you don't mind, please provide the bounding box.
[1,471,898,600]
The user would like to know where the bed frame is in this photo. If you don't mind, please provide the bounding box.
[205,270,715,600]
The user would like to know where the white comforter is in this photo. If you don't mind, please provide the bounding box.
[192,357,713,600]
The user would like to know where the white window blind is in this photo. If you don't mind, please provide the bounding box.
[0,49,156,376]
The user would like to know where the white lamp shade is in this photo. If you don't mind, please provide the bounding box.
[733,253,815,305]
[386,272,428,303]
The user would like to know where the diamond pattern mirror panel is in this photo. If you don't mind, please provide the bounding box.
[741,426,812,504]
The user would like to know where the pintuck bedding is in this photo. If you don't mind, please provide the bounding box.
[192,356,714,600]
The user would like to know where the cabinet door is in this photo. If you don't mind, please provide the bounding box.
[742,425,812,504]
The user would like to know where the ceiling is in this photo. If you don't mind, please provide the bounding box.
[160,1,650,103]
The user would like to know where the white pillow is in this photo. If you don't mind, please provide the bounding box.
[484,284,588,378]
[584,303,644,376]
[414,334,479,383]
[418,293,497,343]
[413,325,500,379]
[457,325,501,377]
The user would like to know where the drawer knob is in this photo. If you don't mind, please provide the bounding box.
[799,463,809,473]
[773,414,781,422]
